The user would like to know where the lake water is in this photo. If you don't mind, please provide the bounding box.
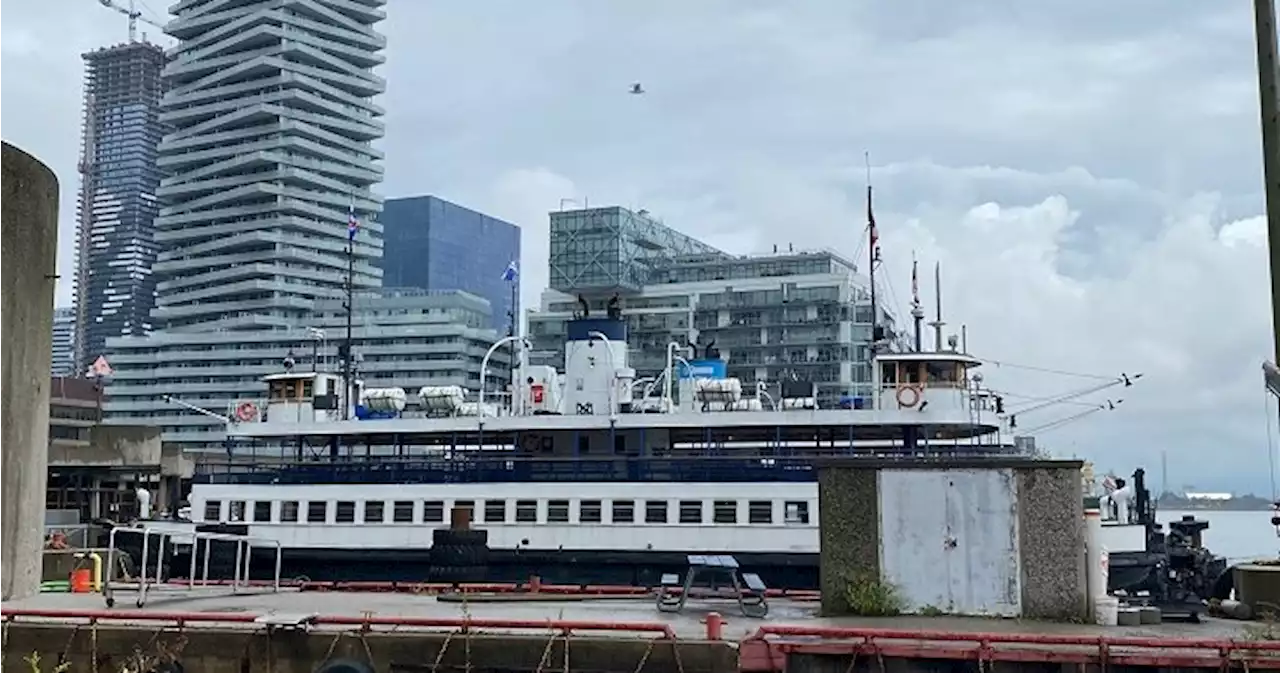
[1159,509,1278,562]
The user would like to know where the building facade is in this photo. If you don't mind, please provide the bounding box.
[52,307,77,377]
[548,206,723,295]
[530,207,897,406]
[74,42,168,371]
[380,195,521,332]
[152,0,388,331]
[105,290,508,451]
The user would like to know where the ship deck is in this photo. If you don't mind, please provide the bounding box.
[227,407,999,442]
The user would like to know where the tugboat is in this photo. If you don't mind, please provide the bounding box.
[1098,468,1231,620]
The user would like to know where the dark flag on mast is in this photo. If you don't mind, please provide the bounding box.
[867,185,878,250]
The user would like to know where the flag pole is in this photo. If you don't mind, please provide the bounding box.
[502,260,520,412]
[344,195,357,421]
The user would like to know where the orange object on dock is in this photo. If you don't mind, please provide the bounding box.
[69,568,92,594]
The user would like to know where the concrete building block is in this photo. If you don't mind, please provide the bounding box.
[817,468,880,615]
[1016,465,1088,621]
[1116,607,1143,626]
[1138,606,1162,624]
[1,142,59,601]
[818,458,1088,621]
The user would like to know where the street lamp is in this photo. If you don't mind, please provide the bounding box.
[480,335,531,417]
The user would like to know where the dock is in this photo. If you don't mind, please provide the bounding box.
[3,585,1277,672]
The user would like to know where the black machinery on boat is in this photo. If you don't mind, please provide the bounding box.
[1105,468,1231,620]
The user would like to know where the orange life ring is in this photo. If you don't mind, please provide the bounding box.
[895,384,922,408]
[235,402,258,422]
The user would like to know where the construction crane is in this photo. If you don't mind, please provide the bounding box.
[96,0,165,43]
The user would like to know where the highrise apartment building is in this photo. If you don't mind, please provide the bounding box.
[153,0,389,331]
[74,41,168,371]
[380,195,521,332]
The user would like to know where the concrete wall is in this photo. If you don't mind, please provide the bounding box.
[1016,465,1088,621]
[817,467,879,614]
[1,143,59,601]
[47,425,162,467]
[4,624,736,673]
[818,458,1087,621]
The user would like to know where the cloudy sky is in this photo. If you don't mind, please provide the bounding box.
[2,1,1275,493]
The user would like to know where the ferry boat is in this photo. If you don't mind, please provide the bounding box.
[147,315,1015,589]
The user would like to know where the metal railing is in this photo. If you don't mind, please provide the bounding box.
[103,526,282,608]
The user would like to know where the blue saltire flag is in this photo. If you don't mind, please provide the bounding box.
[502,260,519,282]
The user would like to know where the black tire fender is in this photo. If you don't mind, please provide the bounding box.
[314,657,375,673]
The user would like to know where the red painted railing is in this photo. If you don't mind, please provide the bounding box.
[0,608,678,639]
[738,625,1280,671]
[164,578,822,600]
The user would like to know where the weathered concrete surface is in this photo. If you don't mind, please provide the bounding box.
[817,467,879,615]
[1,142,59,601]
[818,458,1087,621]
[48,425,162,467]
[1017,463,1088,621]
[2,623,735,673]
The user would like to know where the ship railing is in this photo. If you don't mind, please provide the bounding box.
[102,525,281,609]
[193,450,1022,485]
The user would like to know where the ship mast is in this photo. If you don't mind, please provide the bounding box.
[866,155,883,352]
[911,254,923,352]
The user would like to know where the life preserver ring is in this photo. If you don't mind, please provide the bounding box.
[234,402,258,422]
[895,384,922,408]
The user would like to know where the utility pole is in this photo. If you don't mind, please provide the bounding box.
[1255,0,1280,366]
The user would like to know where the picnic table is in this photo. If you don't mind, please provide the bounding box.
[655,554,769,618]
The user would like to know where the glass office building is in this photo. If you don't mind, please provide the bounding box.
[548,206,723,294]
[52,307,77,377]
[531,206,901,407]
[380,195,521,333]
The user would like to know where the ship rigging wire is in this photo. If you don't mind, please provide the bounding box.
[974,357,1118,381]
[1018,406,1108,435]
[1006,376,1135,417]
[1266,387,1278,500]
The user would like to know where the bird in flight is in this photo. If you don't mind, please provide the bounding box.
[629,82,645,95]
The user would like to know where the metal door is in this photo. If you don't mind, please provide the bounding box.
[879,468,1021,616]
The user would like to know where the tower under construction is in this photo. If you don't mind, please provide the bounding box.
[74,41,168,374]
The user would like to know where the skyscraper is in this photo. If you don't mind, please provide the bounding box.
[104,0,404,452]
[74,41,168,372]
[380,195,521,332]
[153,0,388,331]
[52,307,77,377]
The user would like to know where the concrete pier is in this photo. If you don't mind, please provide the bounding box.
[0,590,1273,672]
[1,142,59,601]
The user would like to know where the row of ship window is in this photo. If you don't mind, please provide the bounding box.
[203,498,813,526]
